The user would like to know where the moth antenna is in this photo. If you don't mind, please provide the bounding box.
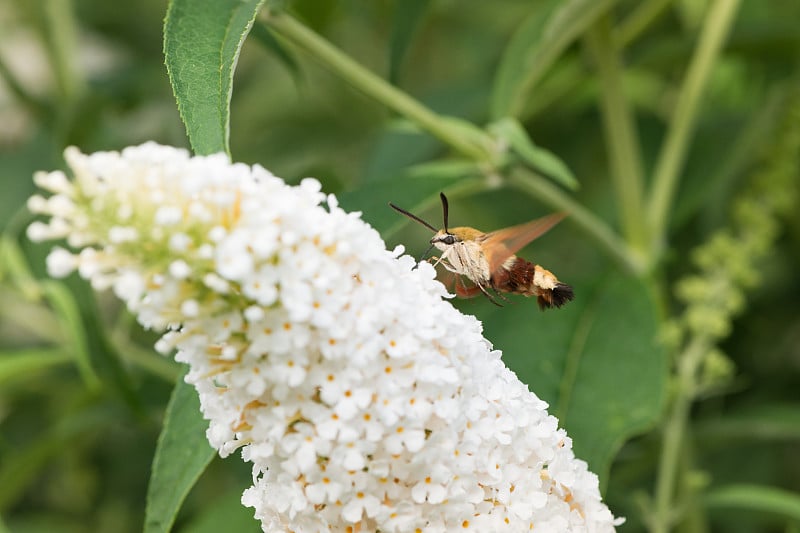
[389,202,438,233]
[440,192,449,232]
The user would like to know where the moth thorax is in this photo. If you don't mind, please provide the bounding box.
[448,226,484,241]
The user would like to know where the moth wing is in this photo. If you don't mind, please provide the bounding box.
[482,212,566,274]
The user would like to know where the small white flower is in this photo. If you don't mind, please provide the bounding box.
[113,270,146,303]
[27,195,49,214]
[305,473,345,505]
[154,205,183,226]
[45,246,78,277]
[215,230,255,281]
[27,220,64,242]
[108,226,139,244]
[202,272,229,294]
[33,169,73,194]
[27,143,622,532]
[168,232,192,252]
[241,267,278,306]
[169,259,191,279]
[342,490,381,523]
[180,299,200,317]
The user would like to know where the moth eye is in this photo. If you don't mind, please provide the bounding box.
[441,234,456,245]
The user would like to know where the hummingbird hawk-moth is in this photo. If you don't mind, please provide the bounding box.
[390,193,574,310]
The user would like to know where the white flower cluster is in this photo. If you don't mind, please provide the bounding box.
[28,142,622,532]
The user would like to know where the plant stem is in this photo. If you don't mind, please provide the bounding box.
[646,0,741,256]
[263,10,643,278]
[508,169,646,274]
[262,10,494,163]
[41,0,83,102]
[615,0,673,49]
[0,54,48,118]
[652,336,708,533]
[505,0,619,119]
[585,16,648,254]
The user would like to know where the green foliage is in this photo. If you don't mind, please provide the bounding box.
[483,271,666,481]
[1,0,799,532]
[705,484,800,523]
[491,0,621,119]
[164,0,266,155]
[145,374,215,533]
[488,117,579,190]
[650,89,800,531]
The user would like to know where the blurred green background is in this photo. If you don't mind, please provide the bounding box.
[1,0,799,532]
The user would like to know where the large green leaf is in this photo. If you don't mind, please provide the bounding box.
[337,165,484,237]
[145,370,215,533]
[705,484,800,522]
[695,402,800,442]
[164,0,266,155]
[181,487,260,533]
[482,270,666,478]
[249,22,301,80]
[388,0,430,84]
[491,0,619,119]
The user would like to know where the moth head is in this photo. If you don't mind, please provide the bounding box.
[430,229,458,250]
[389,192,459,253]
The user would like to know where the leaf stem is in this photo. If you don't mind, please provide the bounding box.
[508,169,646,274]
[262,10,494,163]
[646,0,741,255]
[585,16,648,254]
[652,335,709,533]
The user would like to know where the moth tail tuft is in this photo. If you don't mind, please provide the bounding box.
[537,283,575,310]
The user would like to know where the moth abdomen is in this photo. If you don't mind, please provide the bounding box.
[491,257,574,310]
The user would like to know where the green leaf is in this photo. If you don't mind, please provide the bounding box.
[488,118,578,190]
[145,370,216,533]
[388,0,430,84]
[705,484,800,522]
[181,486,260,533]
[250,22,301,80]
[0,348,71,385]
[0,411,94,510]
[491,0,619,119]
[164,0,266,155]
[0,234,40,300]
[42,280,101,391]
[695,403,800,442]
[363,124,447,183]
[337,170,484,237]
[482,270,666,478]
